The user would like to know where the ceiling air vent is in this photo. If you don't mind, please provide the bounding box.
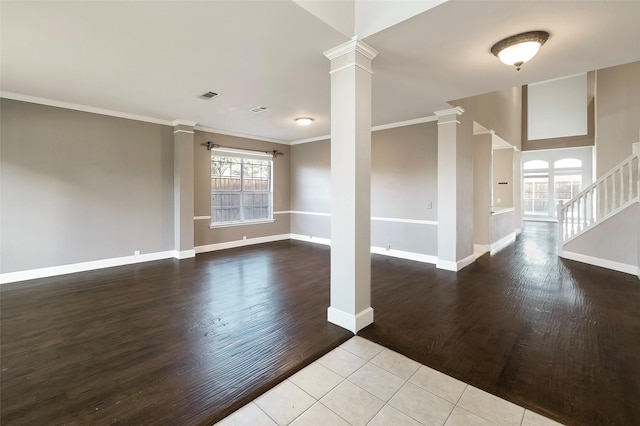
[199,91,220,100]
[250,106,269,113]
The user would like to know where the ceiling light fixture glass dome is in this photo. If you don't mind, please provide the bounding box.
[295,117,314,126]
[491,31,549,71]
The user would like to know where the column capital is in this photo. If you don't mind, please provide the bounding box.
[323,36,379,61]
[434,106,465,118]
[173,119,196,134]
[434,106,465,126]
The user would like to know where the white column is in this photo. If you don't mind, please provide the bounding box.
[173,120,196,259]
[435,107,475,271]
[323,37,378,333]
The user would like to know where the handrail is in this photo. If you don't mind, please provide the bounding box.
[558,147,639,246]
[567,152,638,204]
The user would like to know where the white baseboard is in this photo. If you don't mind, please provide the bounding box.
[195,234,291,253]
[174,249,196,259]
[370,246,437,264]
[436,253,475,272]
[560,251,638,276]
[0,250,176,284]
[490,232,516,255]
[474,244,490,254]
[327,306,373,334]
[289,233,332,246]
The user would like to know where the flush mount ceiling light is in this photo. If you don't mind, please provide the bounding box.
[491,31,549,71]
[295,117,314,126]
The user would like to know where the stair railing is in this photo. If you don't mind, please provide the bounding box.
[558,148,639,251]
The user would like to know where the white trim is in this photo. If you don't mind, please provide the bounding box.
[273,211,290,215]
[194,215,211,220]
[329,62,373,75]
[436,254,475,271]
[490,232,516,255]
[289,234,332,246]
[287,211,437,225]
[327,306,373,334]
[1,91,173,126]
[210,219,275,229]
[371,216,437,226]
[323,36,379,61]
[474,244,490,254]
[290,135,331,145]
[371,246,437,264]
[289,116,438,145]
[289,210,332,217]
[174,249,196,259]
[195,125,288,144]
[0,250,176,284]
[434,106,465,117]
[371,115,438,132]
[195,234,290,254]
[173,129,194,134]
[172,119,197,127]
[560,251,638,276]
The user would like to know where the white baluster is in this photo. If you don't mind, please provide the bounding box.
[576,197,581,234]
[604,177,609,216]
[628,160,633,202]
[612,172,617,211]
[583,194,588,229]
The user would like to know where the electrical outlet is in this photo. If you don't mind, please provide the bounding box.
[242,236,247,240]
[386,244,391,251]
[427,201,433,209]
[134,250,140,257]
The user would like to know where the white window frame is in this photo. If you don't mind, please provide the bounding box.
[210,147,274,228]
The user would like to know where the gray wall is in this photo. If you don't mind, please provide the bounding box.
[493,148,514,208]
[455,112,475,259]
[564,203,638,268]
[473,134,492,246]
[595,61,640,177]
[372,123,438,255]
[0,99,175,273]
[451,86,522,149]
[193,130,290,247]
[289,122,439,256]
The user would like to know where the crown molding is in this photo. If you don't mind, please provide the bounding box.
[194,125,288,145]
[323,36,379,61]
[371,115,438,131]
[0,91,173,126]
[290,115,438,145]
[290,134,331,145]
[172,119,197,127]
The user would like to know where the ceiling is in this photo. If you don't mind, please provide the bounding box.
[2,1,639,143]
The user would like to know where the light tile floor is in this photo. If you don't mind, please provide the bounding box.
[215,336,563,426]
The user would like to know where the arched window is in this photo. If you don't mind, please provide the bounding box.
[523,160,549,170]
[554,158,582,169]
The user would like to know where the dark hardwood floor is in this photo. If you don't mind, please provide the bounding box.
[1,242,352,425]
[361,221,640,426]
[2,221,639,425]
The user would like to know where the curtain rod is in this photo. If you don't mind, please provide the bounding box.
[200,141,284,158]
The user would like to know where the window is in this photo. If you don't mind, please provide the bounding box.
[211,150,273,226]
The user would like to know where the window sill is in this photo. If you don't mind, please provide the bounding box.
[210,219,275,229]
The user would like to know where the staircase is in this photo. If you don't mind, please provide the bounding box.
[557,143,639,275]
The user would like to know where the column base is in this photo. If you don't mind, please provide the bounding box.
[327,306,374,334]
